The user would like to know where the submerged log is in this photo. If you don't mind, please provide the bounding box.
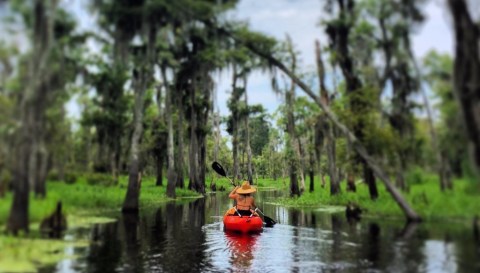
[40,201,67,238]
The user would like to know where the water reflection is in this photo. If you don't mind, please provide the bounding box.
[225,232,259,271]
[42,190,480,273]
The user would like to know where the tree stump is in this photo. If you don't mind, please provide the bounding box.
[40,201,67,238]
[345,202,362,222]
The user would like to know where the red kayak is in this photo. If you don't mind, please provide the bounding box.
[223,209,263,233]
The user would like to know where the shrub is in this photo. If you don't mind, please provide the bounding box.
[85,173,116,187]
[0,169,12,183]
[405,167,427,185]
[46,170,60,181]
[64,172,78,184]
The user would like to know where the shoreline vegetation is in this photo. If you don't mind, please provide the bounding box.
[0,173,480,228]
[2,171,478,228]
[0,175,203,273]
[0,171,478,272]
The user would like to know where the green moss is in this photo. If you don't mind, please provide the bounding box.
[0,236,89,273]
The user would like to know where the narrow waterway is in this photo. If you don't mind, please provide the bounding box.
[41,190,480,273]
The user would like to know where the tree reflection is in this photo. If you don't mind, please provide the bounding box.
[367,222,381,266]
[122,213,144,273]
[84,222,122,273]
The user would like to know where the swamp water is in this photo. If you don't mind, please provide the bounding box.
[39,190,480,273]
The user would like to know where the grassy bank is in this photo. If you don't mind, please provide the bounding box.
[0,175,202,272]
[0,175,202,226]
[272,174,480,221]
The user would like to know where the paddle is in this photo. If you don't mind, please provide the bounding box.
[211,161,277,227]
[211,161,236,186]
[255,208,276,227]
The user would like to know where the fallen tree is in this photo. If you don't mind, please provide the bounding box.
[213,25,421,222]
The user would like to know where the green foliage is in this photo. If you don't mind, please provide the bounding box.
[405,166,435,185]
[423,50,467,175]
[64,172,78,185]
[84,173,117,187]
[46,170,60,182]
[0,175,201,226]
[0,169,12,183]
[273,173,480,220]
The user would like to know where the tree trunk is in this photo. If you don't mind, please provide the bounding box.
[315,40,339,195]
[175,92,185,188]
[295,138,306,192]
[326,121,340,195]
[8,0,57,234]
[156,155,163,186]
[161,65,176,198]
[309,133,316,192]
[110,149,119,185]
[347,173,356,192]
[188,91,198,191]
[285,36,302,196]
[34,144,48,198]
[309,170,314,192]
[122,68,147,213]
[448,0,480,176]
[231,65,241,184]
[195,70,212,194]
[198,133,207,193]
[213,113,220,162]
[244,78,254,185]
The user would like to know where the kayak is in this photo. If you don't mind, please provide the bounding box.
[223,209,263,233]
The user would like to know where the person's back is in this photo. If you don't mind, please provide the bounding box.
[229,181,256,216]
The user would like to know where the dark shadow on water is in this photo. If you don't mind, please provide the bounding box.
[367,222,381,266]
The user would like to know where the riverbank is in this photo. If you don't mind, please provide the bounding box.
[0,175,202,226]
[0,175,203,272]
[1,173,478,272]
[210,172,480,221]
[272,175,480,221]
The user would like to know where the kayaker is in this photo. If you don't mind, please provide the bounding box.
[229,181,257,216]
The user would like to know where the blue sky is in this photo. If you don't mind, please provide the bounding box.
[60,0,454,120]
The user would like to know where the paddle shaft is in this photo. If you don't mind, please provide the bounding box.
[255,207,276,226]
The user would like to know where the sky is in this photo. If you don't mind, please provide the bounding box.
[214,0,454,117]
[56,0,454,120]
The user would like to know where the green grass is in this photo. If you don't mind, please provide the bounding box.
[0,172,477,272]
[273,174,480,221]
[207,175,288,191]
[0,175,202,226]
[0,174,203,272]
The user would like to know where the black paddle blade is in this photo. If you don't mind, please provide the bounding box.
[264,215,276,227]
[211,161,227,177]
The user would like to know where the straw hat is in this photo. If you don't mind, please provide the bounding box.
[236,181,256,194]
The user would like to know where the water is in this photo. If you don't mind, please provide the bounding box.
[42,190,480,273]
